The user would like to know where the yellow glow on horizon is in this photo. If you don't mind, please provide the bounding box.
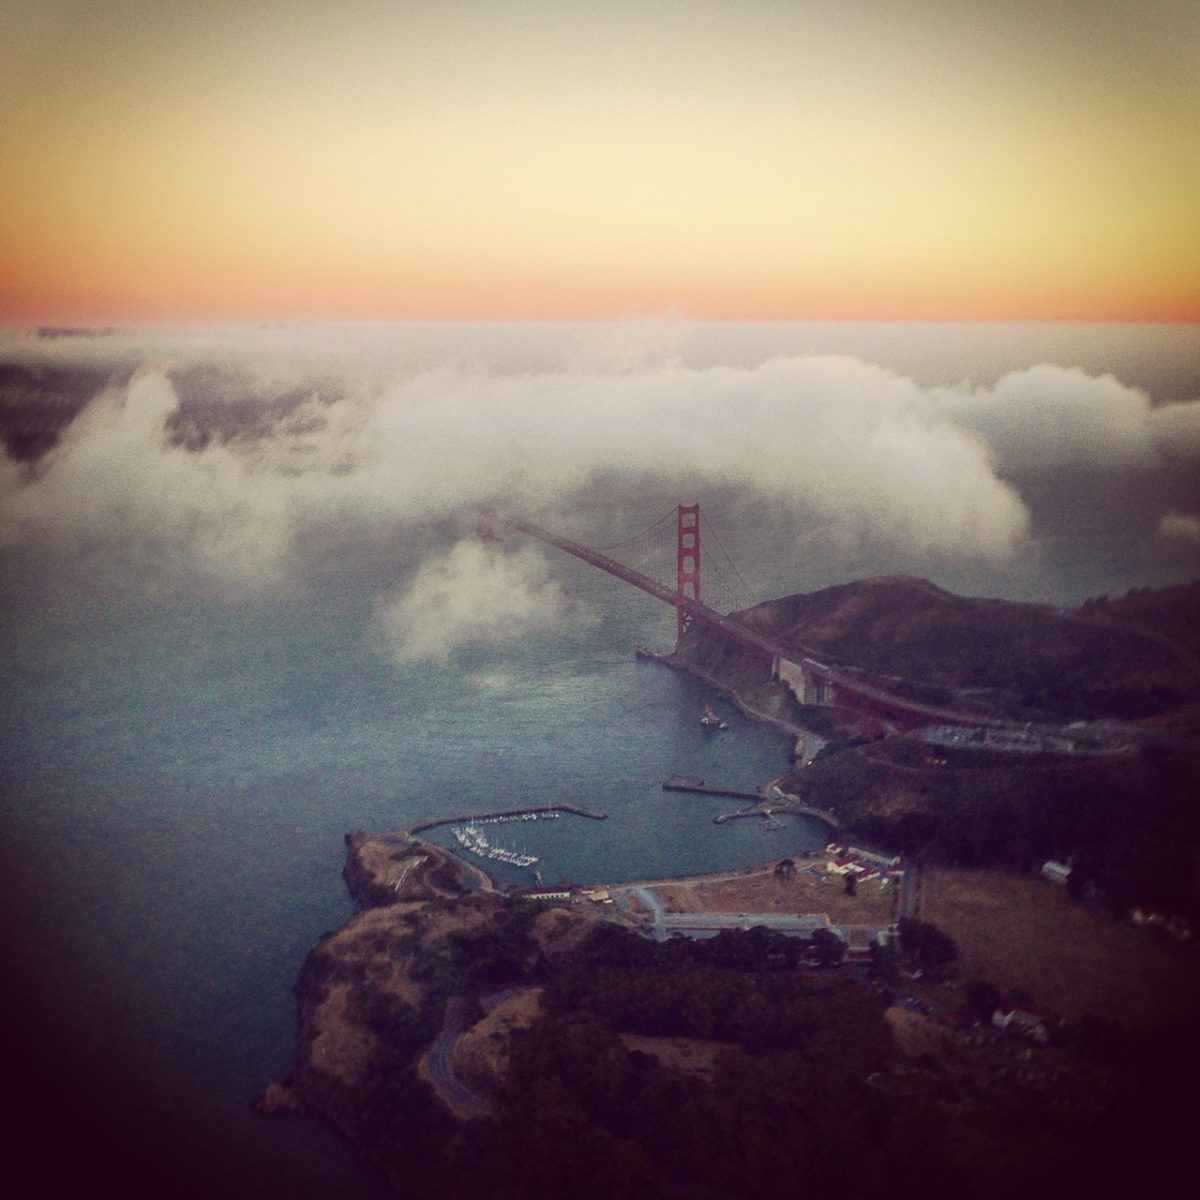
[2,2,1198,324]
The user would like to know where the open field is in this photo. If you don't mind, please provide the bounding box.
[922,865,1200,1029]
[651,857,897,926]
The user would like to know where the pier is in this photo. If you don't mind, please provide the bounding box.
[662,774,760,801]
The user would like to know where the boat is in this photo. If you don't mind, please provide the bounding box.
[700,704,728,731]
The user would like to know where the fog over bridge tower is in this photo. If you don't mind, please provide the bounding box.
[676,504,701,645]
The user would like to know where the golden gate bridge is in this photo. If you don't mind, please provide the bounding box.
[482,504,992,735]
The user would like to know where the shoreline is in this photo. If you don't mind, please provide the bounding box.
[636,644,810,741]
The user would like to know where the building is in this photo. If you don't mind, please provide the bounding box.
[1040,861,1073,886]
[992,1008,1052,1044]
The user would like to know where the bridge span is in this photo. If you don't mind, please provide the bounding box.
[483,509,783,659]
[487,507,999,734]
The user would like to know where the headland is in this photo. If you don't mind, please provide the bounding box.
[261,575,1200,1198]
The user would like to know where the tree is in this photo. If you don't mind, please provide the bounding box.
[808,927,846,967]
[897,919,957,972]
[964,980,1001,1022]
[868,936,898,982]
[1001,986,1035,1012]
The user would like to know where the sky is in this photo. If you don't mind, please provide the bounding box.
[2,0,1199,324]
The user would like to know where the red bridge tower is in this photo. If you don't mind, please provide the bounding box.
[676,504,701,645]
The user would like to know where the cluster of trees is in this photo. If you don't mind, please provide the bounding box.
[304,895,1200,1200]
[409,898,542,992]
[896,919,958,973]
[489,1006,955,1200]
[301,917,969,1200]
[799,741,1200,923]
[1065,829,1197,917]
[482,925,954,1200]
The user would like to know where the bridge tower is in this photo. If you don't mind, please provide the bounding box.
[676,504,701,645]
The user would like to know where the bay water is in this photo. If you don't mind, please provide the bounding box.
[0,556,818,1196]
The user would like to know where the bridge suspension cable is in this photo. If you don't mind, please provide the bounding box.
[698,510,757,614]
[485,506,1029,735]
[588,506,758,617]
[590,507,679,554]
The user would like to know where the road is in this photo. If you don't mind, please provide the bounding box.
[620,884,888,943]
[421,987,533,1120]
[425,1020,497,1119]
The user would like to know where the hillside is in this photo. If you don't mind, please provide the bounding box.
[724,575,1200,723]
[267,833,1200,1200]
[670,576,1200,918]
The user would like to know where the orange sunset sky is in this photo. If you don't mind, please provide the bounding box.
[3,0,1198,325]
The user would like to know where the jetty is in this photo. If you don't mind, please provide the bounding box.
[713,798,841,830]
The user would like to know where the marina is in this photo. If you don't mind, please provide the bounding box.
[452,818,543,869]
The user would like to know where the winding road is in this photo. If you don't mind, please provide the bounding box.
[422,987,533,1119]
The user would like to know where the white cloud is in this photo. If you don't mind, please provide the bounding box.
[7,322,1200,631]
[0,332,1039,605]
[1157,511,1200,543]
[935,365,1163,473]
[0,372,295,589]
[1148,399,1200,461]
[371,539,581,663]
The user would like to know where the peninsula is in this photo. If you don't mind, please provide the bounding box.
[262,576,1200,1199]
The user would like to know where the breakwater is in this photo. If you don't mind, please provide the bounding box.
[713,799,841,830]
[407,802,607,836]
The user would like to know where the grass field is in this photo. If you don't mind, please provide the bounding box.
[922,865,1200,1029]
[653,858,897,925]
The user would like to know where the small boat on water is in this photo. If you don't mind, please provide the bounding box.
[700,704,728,731]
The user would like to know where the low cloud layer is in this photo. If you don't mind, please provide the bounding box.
[2,324,1197,657]
[937,365,1200,473]
[0,372,295,590]
[371,540,584,664]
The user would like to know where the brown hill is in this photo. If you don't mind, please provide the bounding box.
[692,575,1200,723]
